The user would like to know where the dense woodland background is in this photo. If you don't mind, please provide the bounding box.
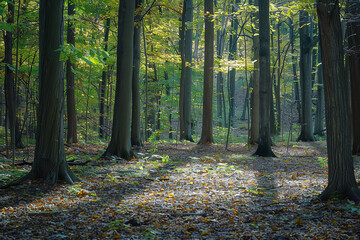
[0,0,360,239]
[0,0,328,147]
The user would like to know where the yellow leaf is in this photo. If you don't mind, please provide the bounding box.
[295,218,303,225]
[154,220,160,229]
[201,230,209,236]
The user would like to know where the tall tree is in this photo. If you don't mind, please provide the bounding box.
[66,0,77,144]
[317,0,360,202]
[103,0,135,160]
[131,0,143,146]
[99,18,110,139]
[9,0,80,185]
[198,0,214,144]
[249,0,259,144]
[4,0,24,149]
[297,10,315,142]
[346,0,360,154]
[182,0,194,141]
[314,44,325,136]
[216,1,227,127]
[253,0,275,157]
[228,0,240,127]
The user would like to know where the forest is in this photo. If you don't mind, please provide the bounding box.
[0,0,360,239]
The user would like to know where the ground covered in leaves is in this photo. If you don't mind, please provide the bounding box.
[0,142,360,239]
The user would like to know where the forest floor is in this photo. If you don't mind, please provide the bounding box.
[0,142,360,239]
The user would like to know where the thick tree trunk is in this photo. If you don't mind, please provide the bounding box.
[131,0,143,146]
[183,0,194,142]
[347,0,360,155]
[99,18,110,139]
[253,0,275,157]
[29,0,79,184]
[249,0,259,144]
[298,11,315,142]
[104,0,135,160]
[317,0,360,202]
[198,0,214,144]
[66,0,77,144]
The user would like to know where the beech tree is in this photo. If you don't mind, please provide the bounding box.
[253,0,275,157]
[103,0,135,160]
[317,0,360,201]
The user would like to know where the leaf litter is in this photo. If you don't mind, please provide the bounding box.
[0,142,359,239]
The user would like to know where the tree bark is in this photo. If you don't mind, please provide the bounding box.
[198,0,214,144]
[314,44,325,136]
[99,18,110,139]
[26,0,79,185]
[249,0,259,144]
[228,0,240,127]
[131,0,143,146]
[66,0,77,144]
[346,0,360,155]
[253,0,275,157]
[4,1,24,150]
[317,0,360,202]
[104,0,135,160]
[216,2,227,127]
[297,10,315,142]
[183,0,194,142]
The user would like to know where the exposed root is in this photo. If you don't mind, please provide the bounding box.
[0,171,34,189]
[318,186,360,204]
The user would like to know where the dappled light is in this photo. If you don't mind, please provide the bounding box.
[1,142,359,239]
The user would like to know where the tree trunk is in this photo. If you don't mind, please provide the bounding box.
[346,0,360,155]
[104,0,135,160]
[314,44,325,136]
[317,0,360,202]
[66,0,77,144]
[179,5,185,141]
[4,1,24,150]
[198,0,214,144]
[253,0,275,157]
[25,0,79,184]
[131,0,143,146]
[228,0,240,127]
[249,0,259,144]
[297,10,315,142]
[99,18,110,139]
[183,0,194,142]
[216,2,227,127]
[289,18,301,125]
